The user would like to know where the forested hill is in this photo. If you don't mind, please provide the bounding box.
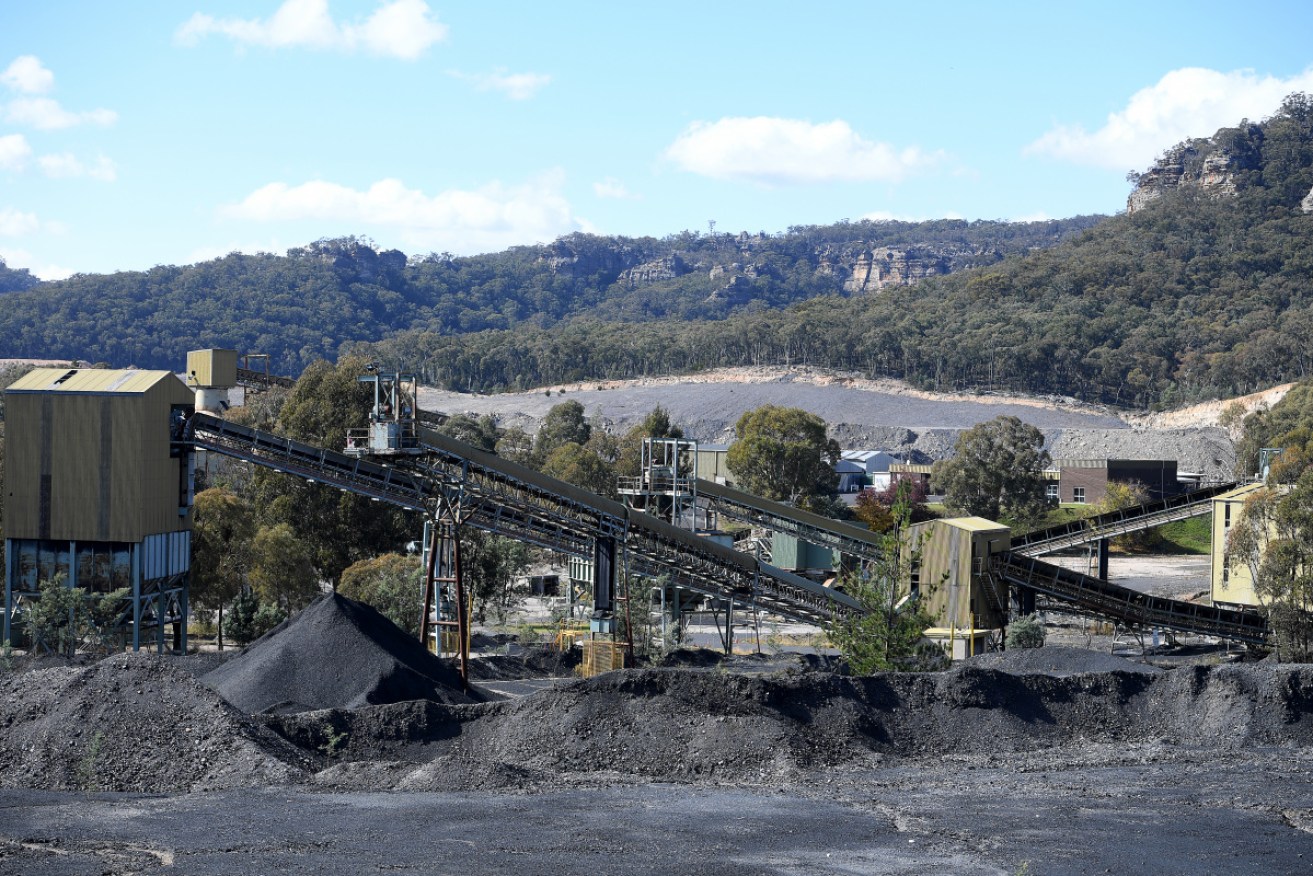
[357,94,1313,410]
[0,216,1100,374]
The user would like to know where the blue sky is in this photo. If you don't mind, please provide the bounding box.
[2,0,1312,280]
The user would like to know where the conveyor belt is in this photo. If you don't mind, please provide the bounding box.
[1010,482,1237,556]
[696,478,886,564]
[187,413,862,626]
[991,551,1267,644]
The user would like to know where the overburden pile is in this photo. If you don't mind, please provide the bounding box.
[202,592,474,715]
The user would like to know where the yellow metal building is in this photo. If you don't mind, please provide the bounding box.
[906,517,1011,659]
[3,367,196,651]
[1210,482,1269,609]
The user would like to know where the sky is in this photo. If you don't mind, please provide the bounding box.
[2,0,1313,281]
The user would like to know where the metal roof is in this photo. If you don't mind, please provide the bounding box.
[939,516,1010,532]
[1213,482,1269,503]
[6,368,185,395]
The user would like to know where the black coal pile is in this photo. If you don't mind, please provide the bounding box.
[960,644,1164,677]
[203,592,474,715]
[466,645,581,681]
[0,653,310,792]
[307,654,1313,792]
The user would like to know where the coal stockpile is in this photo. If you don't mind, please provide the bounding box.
[304,658,1313,793]
[202,592,474,715]
[0,653,310,792]
[960,644,1165,677]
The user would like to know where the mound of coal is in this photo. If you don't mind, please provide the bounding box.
[466,645,581,681]
[203,593,473,715]
[960,645,1164,677]
[0,653,310,792]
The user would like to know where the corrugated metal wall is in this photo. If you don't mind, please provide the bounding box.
[4,372,194,543]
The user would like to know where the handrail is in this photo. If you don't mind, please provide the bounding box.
[991,551,1266,644]
[1010,482,1238,555]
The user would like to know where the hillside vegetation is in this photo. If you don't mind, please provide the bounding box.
[1,96,1310,411]
[0,219,1097,377]
[360,94,1313,407]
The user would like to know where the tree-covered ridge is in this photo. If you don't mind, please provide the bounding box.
[0,257,39,293]
[0,216,1101,375]
[360,95,1313,408]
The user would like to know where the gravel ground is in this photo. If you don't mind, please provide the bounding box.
[418,367,1238,479]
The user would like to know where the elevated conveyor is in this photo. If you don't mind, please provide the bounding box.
[991,551,1267,644]
[696,478,886,565]
[187,413,863,626]
[1009,482,1237,556]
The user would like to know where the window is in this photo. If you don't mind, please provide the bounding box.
[1046,483,1059,501]
[1224,504,1232,528]
[1073,487,1086,503]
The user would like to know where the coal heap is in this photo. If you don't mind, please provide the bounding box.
[203,593,474,714]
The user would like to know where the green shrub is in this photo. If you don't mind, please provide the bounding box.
[1006,614,1046,649]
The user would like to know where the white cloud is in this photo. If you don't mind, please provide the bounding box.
[450,69,550,100]
[5,96,117,130]
[222,170,580,253]
[177,0,448,60]
[38,152,117,181]
[0,207,40,236]
[0,246,72,281]
[665,117,943,185]
[1,56,55,94]
[1026,66,1313,171]
[0,133,32,170]
[592,177,636,200]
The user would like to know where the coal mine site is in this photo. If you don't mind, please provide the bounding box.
[2,593,1313,875]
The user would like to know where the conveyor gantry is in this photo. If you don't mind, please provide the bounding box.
[991,551,1268,645]
[695,478,887,565]
[1010,482,1237,556]
[186,412,863,627]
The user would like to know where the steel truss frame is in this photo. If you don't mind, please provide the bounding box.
[188,414,863,629]
[992,551,1267,644]
[1010,482,1238,556]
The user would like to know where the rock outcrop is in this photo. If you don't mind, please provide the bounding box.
[1126,127,1262,214]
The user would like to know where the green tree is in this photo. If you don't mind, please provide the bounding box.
[726,405,839,505]
[615,406,684,479]
[541,442,617,498]
[494,427,535,465]
[437,413,500,452]
[463,532,533,625]
[1091,480,1159,551]
[246,355,416,587]
[934,415,1051,526]
[534,400,591,462]
[249,523,320,612]
[829,487,938,673]
[1226,476,1313,661]
[276,355,373,450]
[339,553,424,636]
[190,487,255,650]
[23,576,128,658]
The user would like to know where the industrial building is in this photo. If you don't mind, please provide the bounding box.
[3,366,197,651]
[906,517,1011,658]
[1210,482,1270,609]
